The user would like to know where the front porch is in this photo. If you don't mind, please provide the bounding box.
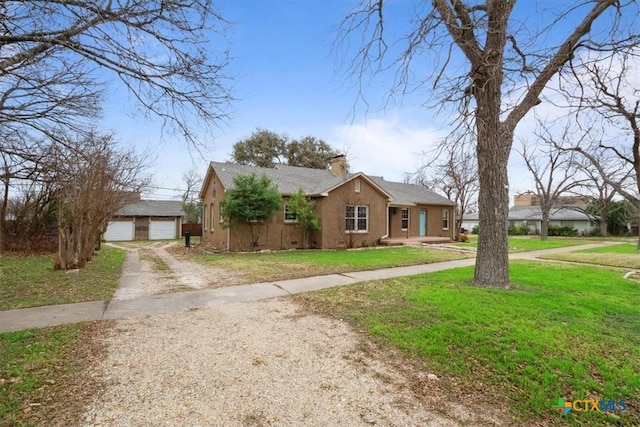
[380,236,452,246]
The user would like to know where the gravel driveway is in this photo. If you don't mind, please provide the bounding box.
[80,243,504,426]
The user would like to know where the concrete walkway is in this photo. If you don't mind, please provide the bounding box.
[0,242,620,333]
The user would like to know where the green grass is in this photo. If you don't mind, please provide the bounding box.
[192,246,470,282]
[0,247,126,310]
[297,261,640,426]
[542,243,640,269]
[0,325,83,425]
[456,236,599,252]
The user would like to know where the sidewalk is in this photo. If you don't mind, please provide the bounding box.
[0,242,618,333]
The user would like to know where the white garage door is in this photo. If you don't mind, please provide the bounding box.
[149,219,176,240]
[104,220,134,241]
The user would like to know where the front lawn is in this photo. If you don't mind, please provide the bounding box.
[0,323,105,425]
[190,246,471,282]
[0,247,126,310]
[541,243,640,269]
[296,261,640,426]
[456,236,599,252]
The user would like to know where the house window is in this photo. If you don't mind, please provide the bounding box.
[346,205,368,232]
[401,208,409,230]
[560,220,574,227]
[442,209,449,230]
[209,204,215,231]
[355,179,361,193]
[219,204,224,223]
[204,204,208,230]
[284,204,298,223]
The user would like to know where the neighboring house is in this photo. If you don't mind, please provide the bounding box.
[199,156,455,251]
[462,194,598,235]
[104,200,185,241]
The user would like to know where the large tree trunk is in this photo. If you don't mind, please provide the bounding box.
[472,26,512,288]
[540,209,550,241]
[600,217,608,237]
[474,131,511,288]
[474,101,511,287]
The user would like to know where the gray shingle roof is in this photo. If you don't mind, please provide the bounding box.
[464,206,595,221]
[211,161,346,195]
[508,206,595,221]
[210,161,454,206]
[115,200,184,217]
[369,177,455,206]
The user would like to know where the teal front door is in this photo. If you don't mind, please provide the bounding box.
[419,210,427,236]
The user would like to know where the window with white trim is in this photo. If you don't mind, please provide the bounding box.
[401,208,409,230]
[442,209,449,230]
[346,205,368,232]
[203,204,208,230]
[284,204,298,223]
[355,179,361,193]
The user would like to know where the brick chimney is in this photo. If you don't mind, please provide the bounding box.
[329,154,348,178]
[514,192,539,206]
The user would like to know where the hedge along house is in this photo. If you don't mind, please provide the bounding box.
[103,200,185,241]
[199,156,455,251]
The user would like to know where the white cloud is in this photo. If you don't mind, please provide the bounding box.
[331,116,445,182]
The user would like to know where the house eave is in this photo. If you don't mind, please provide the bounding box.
[389,202,417,207]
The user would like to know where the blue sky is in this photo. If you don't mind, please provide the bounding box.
[97,1,633,202]
[101,0,448,200]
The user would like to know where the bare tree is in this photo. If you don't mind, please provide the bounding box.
[182,168,204,204]
[409,137,478,240]
[1,0,232,157]
[560,52,640,246]
[339,1,637,287]
[518,123,586,240]
[51,131,149,270]
[182,167,203,223]
[575,153,629,237]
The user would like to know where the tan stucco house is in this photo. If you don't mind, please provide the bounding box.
[199,156,455,251]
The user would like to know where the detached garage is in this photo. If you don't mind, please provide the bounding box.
[104,200,184,241]
[104,220,135,241]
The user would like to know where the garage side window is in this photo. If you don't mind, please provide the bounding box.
[203,204,208,230]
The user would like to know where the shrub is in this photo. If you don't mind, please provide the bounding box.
[547,225,578,237]
[471,225,479,234]
[508,224,530,235]
[587,228,602,237]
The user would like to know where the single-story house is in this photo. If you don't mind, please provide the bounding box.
[103,200,185,241]
[462,206,598,235]
[199,156,455,251]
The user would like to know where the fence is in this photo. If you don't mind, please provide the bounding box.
[181,223,202,236]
